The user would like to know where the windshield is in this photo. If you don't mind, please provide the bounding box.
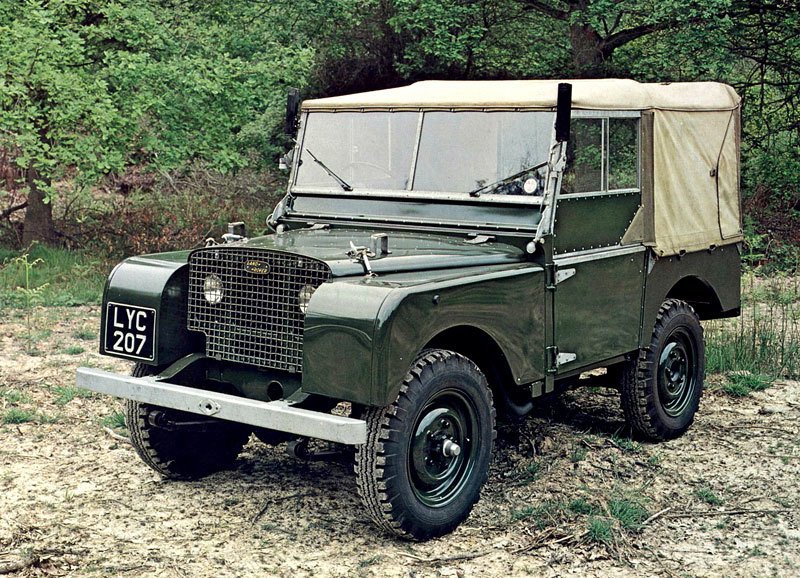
[295,111,554,196]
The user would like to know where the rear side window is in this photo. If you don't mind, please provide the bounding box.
[562,116,640,194]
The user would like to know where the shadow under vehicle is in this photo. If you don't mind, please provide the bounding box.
[77,79,742,539]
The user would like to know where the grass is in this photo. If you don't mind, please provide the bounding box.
[73,328,97,340]
[53,385,93,406]
[570,445,588,462]
[101,410,126,429]
[511,500,569,528]
[694,486,724,506]
[722,373,773,397]
[0,388,32,404]
[0,245,107,308]
[514,461,544,484]
[705,274,799,380]
[586,517,614,544]
[2,408,37,424]
[568,498,598,515]
[608,497,650,531]
[63,345,86,355]
[2,408,59,424]
[610,433,640,453]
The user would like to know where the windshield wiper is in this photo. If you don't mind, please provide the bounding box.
[305,149,353,192]
[467,161,548,197]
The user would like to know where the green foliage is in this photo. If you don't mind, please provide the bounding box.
[73,328,97,341]
[0,0,313,234]
[694,486,724,506]
[586,517,614,545]
[608,497,649,531]
[2,408,36,424]
[54,385,93,406]
[514,460,544,484]
[2,408,58,424]
[722,373,773,397]
[5,252,48,353]
[568,498,598,516]
[101,410,126,430]
[0,388,32,405]
[705,276,799,379]
[0,245,106,307]
[0,0,796,267]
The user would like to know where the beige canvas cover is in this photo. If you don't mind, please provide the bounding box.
[651,109,741,255]
[303,79,743,256]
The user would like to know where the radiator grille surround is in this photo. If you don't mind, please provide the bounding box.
[188,247,332,372]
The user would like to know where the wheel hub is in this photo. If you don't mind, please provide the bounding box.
[409,390,478,507]
[657,332,697,418]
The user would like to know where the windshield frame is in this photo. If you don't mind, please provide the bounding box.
[290,109,554,206]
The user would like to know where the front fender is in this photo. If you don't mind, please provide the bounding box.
[301,264,545,406]
[302,281,394,404]
[101,251,200,366]
[373,264,545,406]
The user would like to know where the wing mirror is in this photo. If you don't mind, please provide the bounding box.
[555,83,572,143]
[285,87,300,136]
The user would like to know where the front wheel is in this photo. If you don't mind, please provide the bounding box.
[620,299,705,440]
[355,350,495,540]
[125,363,250,480]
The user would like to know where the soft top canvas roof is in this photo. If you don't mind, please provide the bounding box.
[303,79,740,112]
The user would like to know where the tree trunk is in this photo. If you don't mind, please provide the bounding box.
[22,166,56,246]
[569,23,606,77]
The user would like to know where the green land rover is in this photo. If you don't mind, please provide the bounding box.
[77,79,742,539]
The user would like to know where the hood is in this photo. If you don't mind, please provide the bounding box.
[230,228,524,276]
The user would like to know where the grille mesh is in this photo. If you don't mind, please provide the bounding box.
[188,247,331,372]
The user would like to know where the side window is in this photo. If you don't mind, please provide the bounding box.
[561,116,640,194]
[562,119,603,194]
[608,118,639,190]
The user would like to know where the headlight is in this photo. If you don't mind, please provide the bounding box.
[298,285,316,313]
[203,274,224,304]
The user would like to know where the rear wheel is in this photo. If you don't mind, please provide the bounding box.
[125,363,250,479]
[355,350,495,540]
[620,299,704,440]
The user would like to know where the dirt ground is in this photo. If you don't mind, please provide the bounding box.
[1,306,798,578]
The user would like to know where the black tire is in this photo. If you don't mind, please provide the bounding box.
[355,350,496,540]
[125,363,250,480]
[620,299,705,441]
[252,428,294,446]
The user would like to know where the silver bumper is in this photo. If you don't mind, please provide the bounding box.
[76,367,366,445]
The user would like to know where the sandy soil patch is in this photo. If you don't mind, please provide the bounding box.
[1,306,798,577]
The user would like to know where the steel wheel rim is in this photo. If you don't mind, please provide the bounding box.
[657,328,697,418]
[408,388,479,508]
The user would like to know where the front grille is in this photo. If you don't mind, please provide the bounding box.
[187,247,331,372]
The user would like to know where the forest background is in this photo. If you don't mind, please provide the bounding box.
[0,0,798,273]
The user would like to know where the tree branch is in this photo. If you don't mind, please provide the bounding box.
[602,15,709,54]
[0,201,27,221]
[520,0,569,21]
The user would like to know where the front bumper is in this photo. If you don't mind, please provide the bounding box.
[76,367,366,445]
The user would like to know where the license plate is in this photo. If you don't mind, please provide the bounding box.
[104,302,156,361]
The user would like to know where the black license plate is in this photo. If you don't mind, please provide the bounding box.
[104,303,156,361]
